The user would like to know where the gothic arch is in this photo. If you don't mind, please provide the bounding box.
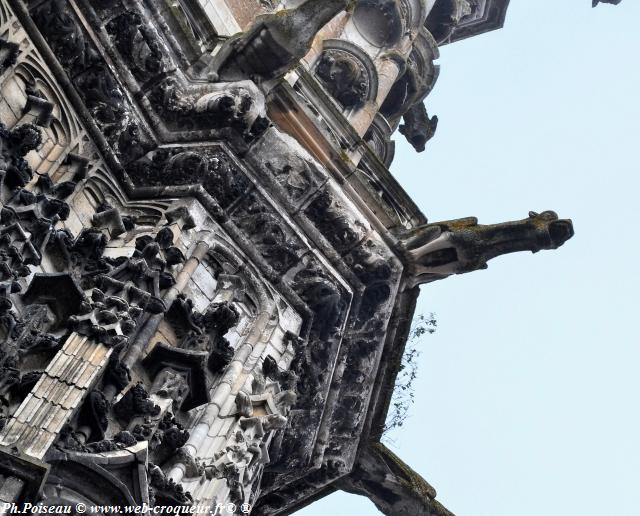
[13,58,79,140]
[4,60,82,177]
[40,444,149,508]
[209,240,274,315]
[82,170,171,228]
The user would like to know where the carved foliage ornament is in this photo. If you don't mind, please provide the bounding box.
[30,0,150,163]
[304,190,366,253]
[232,193,303,273]
[0,37,20,74]
[128,148,251,212]
[105,11,167,81]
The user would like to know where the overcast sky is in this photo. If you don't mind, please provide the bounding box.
[298,1,640,515]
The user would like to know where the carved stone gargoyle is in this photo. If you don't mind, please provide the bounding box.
[400,211,574,287]
[209,0,349,82]
[339,441,453,516]
[592,0,622,6]
[399,102,438,153]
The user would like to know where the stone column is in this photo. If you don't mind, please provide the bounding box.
[166,305,275,484]
[196,0,242,36]
[350,53,407,138]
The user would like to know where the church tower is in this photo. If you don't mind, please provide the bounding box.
[0,1,575,514]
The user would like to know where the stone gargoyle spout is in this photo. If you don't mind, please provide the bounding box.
[592,0,622,7]
[400,210,574,287]
[209,0,349,82]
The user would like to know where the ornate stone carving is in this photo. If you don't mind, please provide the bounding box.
[399,102,438,153]
[65,228,182,346]
[171,297,240,374]
[199,302,239,374]
[148,463,193,507]
[153,411,189,451]
[148,77,270,138]
[31,0,90,71]
[0,38,20,74]
[92,204,127,238]
[106,11,166,81]
[30,0,150,162]
[0,2,579,514]
[233,193,303,273]
[209,0,349,82]
[401,211,575,285]
[293,264,344,341]
[247,126,326,207]
[265,160,318,202]
[59,426,138,454]
[195,83,268,134]
[305,190,366,252]
[148,78,194,122]
[202,389,290,509]
[0,123,41,190]
[316,49,369,109]
[80,389,111,441]
[35,173,77,201]
[104,346,131,393]
[129,148,251,210]
[142,343,209,411]
[113,383,161,424]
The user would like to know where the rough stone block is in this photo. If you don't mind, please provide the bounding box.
[0,475,24,503]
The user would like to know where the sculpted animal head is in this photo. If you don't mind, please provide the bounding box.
[528,211,574,249]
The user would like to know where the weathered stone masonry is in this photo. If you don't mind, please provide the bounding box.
[0,0,588,514]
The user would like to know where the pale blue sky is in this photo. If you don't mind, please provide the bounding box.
[299,1,640,515]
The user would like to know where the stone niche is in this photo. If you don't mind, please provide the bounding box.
[314,40,378,111]
[352,0,404,48]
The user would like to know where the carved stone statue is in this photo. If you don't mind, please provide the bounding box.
[316,50,368,109]
[399,102,438,153]
[401,211,574,286]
